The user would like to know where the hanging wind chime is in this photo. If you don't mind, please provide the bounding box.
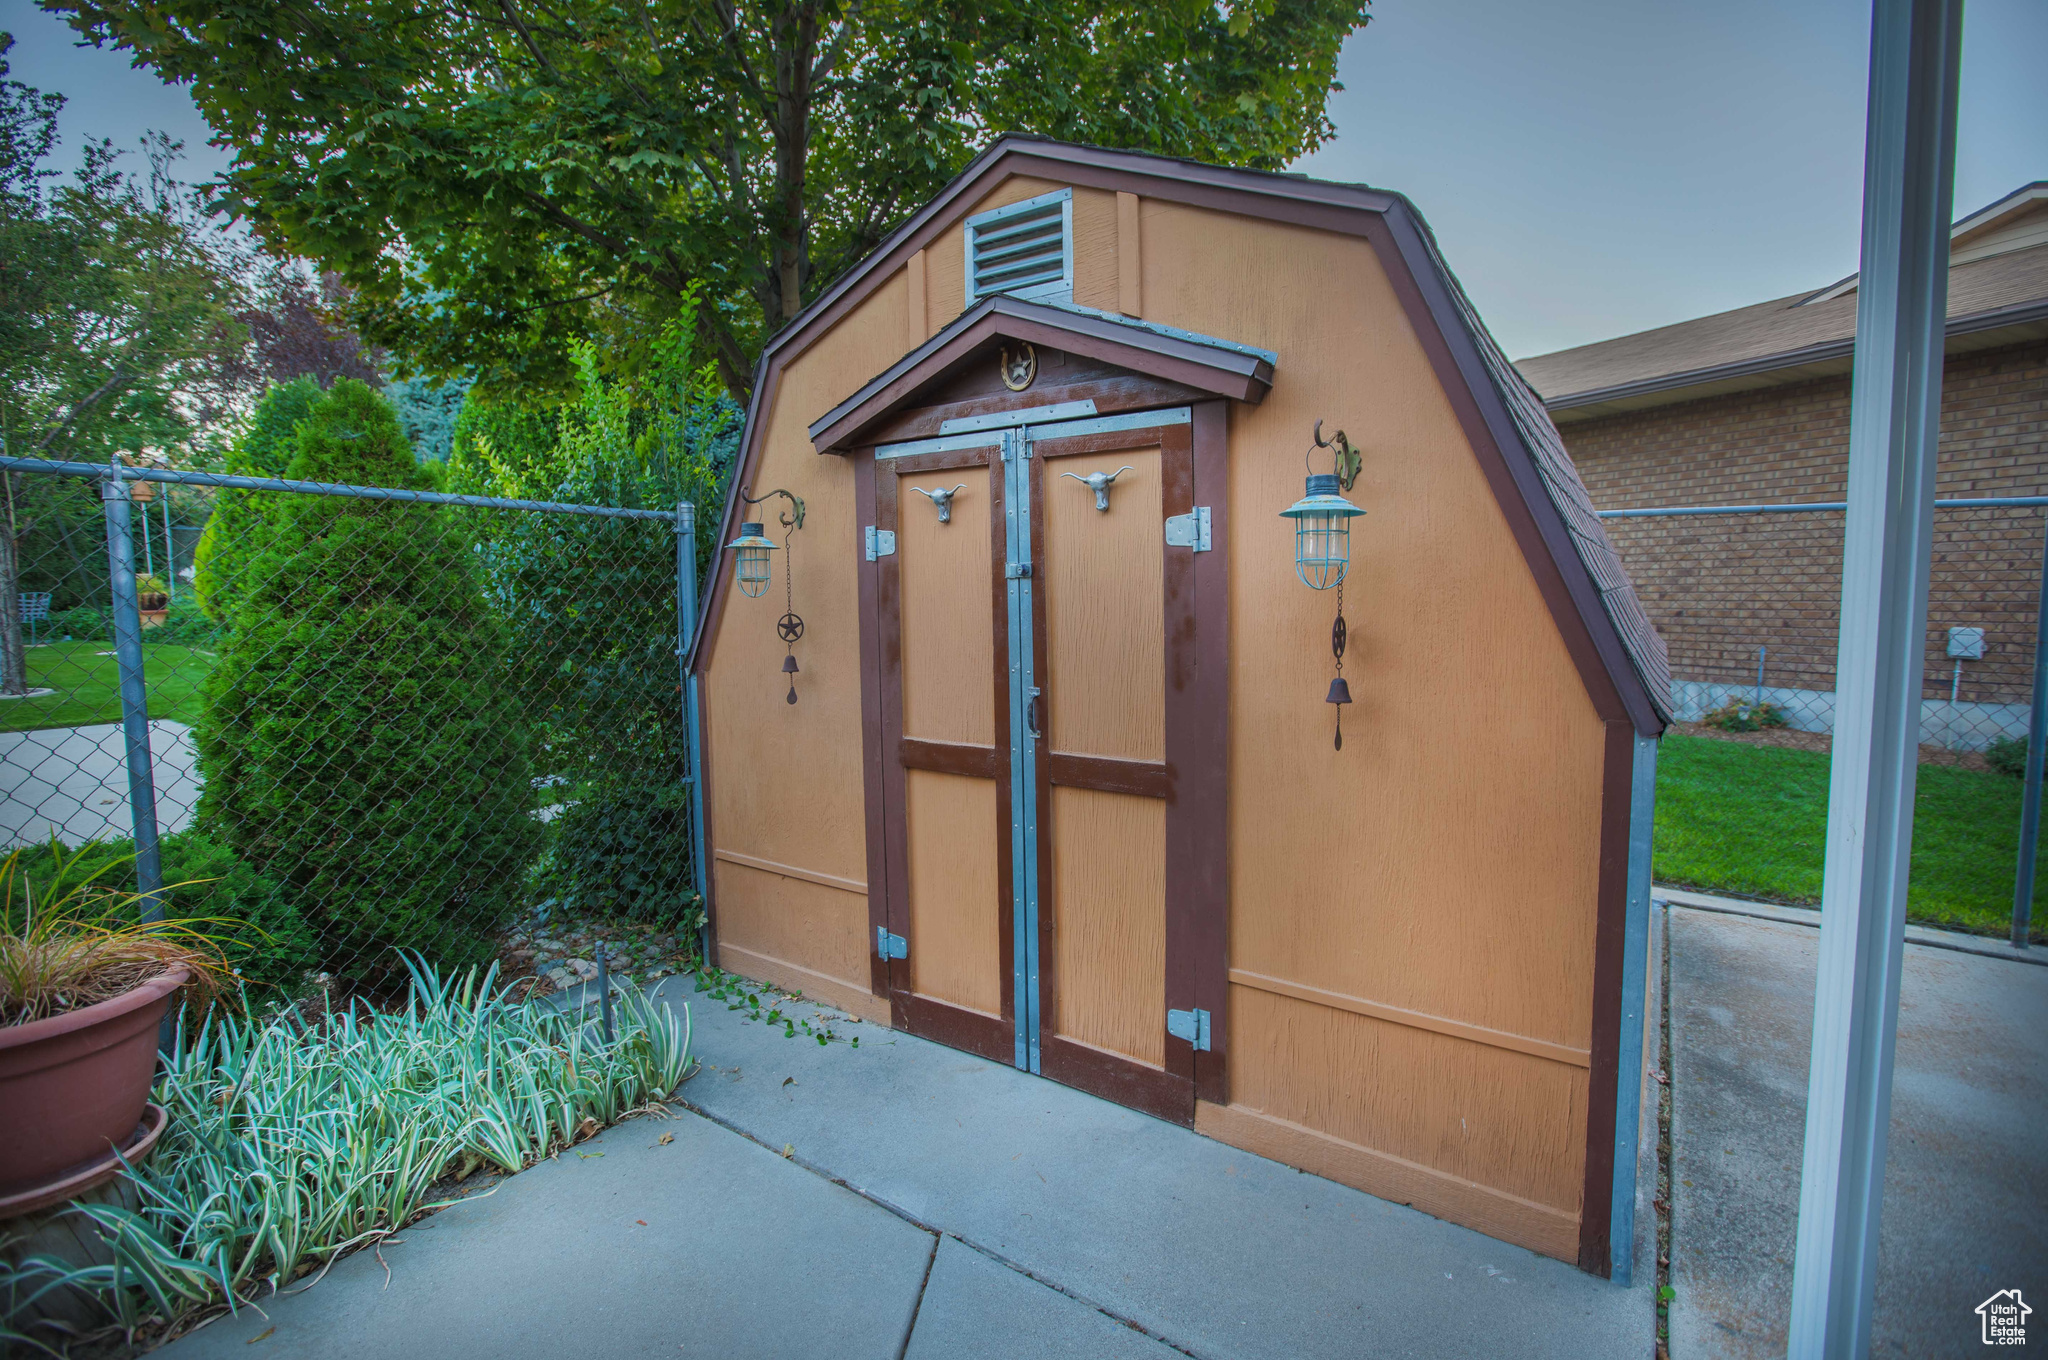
[1278,421,1367,749]
[727,487,807,704]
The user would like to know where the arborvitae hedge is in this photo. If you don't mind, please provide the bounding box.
[193,376,325,623]
[195,379,539,982]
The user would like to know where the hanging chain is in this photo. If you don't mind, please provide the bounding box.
[777,526,804,704]
[1333,579,1346,751]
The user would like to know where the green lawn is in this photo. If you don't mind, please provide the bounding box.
[1655,733,2042,940]
[0,639,216,733]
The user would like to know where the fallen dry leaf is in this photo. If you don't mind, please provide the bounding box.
[782,1143,794,1158]
[636,1219,648,1226]
[658,1133,674,1145]
[247,1327,275,1344]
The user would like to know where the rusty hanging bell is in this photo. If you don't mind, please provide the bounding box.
[1325,676,1352,706]
[782,652,799,705]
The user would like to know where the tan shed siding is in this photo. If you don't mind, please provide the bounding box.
[1138,200,1608,1240]
[705,273,908,1014]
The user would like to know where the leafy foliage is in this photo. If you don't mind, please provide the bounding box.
[0,37,251,461]
[0,838,235,1026]
[460,305,735,927]
[384,375,471,464]
[231,263,385,391]
[195,379,540,984]
[25,831,318,993]
[1,958,693,1349]
[191,376,325,622]
[1986,735,2029,780]
[1700,698,1791,733]
[542,784,693,925]
[42,0,1372,400]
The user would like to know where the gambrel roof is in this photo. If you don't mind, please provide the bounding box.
[694,137,1672,735]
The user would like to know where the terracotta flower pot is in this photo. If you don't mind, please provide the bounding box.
[0,967,186,1203]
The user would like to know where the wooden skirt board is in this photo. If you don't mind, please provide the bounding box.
[860,403,1226,1126]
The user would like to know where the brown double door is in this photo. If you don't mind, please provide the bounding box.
[861,406,1215,1124]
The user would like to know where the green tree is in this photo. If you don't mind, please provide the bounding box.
[196,379,539,982]
[460,307,736,928]
[190,375,324,622]
[39,0,1371,401]
[383,375,470,464]
[1,34,253,688]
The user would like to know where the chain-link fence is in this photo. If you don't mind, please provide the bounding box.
[1,456,709,1004]
[1601,496,2046,943]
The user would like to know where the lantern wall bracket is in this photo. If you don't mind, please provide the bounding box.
[1164,506,1212,552]
[1312,420,1363,493]
[741,486,806,531]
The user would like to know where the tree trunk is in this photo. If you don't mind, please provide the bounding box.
[0,481,27,697]
[770,5,818,324]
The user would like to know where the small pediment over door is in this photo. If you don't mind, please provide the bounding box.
[810,294,1275,454]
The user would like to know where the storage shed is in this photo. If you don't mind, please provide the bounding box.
[689,137,1672,1277]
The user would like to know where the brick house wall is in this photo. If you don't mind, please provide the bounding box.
[1558,341,2048,707]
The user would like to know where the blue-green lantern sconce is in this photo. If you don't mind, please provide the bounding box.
[1279,422,1366,749]
[727,521,780,596]
[728,487,806,703]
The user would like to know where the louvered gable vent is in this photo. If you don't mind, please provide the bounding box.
[965,188,1073,303]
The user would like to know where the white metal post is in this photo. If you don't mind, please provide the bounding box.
[1787,1,1961,1355]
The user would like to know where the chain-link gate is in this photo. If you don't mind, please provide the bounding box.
[1,456,709,1002]
[1600,495,2047,944]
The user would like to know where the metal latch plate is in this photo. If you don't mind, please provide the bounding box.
[1166,1007,1211,1051]
[1164,507,1211,552]
[876,927,908,960]
[866,526,896,561]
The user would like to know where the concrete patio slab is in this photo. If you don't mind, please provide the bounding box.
[656,974,1654,1360]
[1666,904,2048,1359]
[903,1237,1181,1360]
[0,720,199,849]
[150,972,1653,1360]
[159,1093,936,1360]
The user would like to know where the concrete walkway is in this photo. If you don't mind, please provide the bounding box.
[0,720,199,848]
[164,975,1654,1360]
[1666,904,2048,1359]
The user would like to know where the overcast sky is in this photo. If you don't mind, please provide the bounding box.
[6,0,2044,360]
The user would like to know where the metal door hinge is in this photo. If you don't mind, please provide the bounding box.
[1164,507,1211,552]
[876,927,908,960]
[865,526,896,560]
[1166,1007,1211,1051]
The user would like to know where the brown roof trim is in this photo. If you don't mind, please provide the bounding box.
[809,296,1274,452]
[692,137,1670,746]
[1375,205,1669,736]
[1542,296,2048,415]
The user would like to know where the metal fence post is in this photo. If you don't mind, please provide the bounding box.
[102,468,164,924]
[1787,0,1961,1355]
[676,501,712,967]
[2013,521,2047,949]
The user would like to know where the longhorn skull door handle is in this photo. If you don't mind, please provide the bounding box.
[1061,466,1134,512]
[910,484,967,523]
